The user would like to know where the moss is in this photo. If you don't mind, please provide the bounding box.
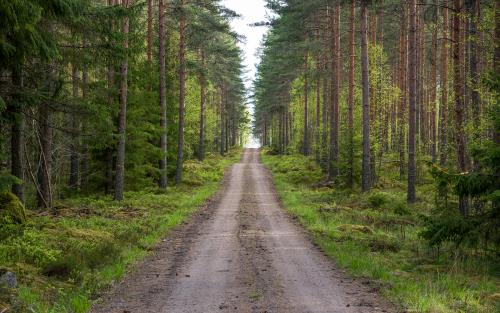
[0,192,26,224]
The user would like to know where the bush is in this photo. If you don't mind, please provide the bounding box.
[367,191,390,208]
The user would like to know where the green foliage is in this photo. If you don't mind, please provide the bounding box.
[263,152,499,313]
[0,150,240,311]
[262,150,322,185]
[421,75,500,251]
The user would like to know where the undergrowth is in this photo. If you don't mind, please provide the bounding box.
[0,149,241,313]
[262,150,500,313]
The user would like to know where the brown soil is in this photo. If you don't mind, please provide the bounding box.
[91,149,399,313]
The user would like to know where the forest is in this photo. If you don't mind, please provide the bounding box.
[0,0,499,312]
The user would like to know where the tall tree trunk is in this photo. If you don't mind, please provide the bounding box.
[10,66,24,203]
[360,0,371,192]
[80,65,89,188]
[315,50,321,163]
[329,5,340,180]
[415,7,421,149]
[494,0,500,144]
[398,7,408,179]
[147,0,153,63]
[159,0,168,189]
[114,0,129,201]
[431,0,438,162]
[453,0,468,215]
[175,0,186,184]
[408,0,417,203]
[468,0,480,128]
[303,51,310,156]
[220,87,225,156]
[69,64,79,189]
[198,48,206,161]
[439,3,449,166]
[348,0,355,188]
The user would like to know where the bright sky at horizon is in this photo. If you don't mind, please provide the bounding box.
[221,0,270,148]
[221,0,269,90]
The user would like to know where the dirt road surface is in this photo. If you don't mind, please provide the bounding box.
[91,149,397,313]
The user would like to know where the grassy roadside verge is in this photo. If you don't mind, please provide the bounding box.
[262,152,499,313]
[0,149,241,313]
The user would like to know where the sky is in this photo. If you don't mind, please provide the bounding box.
[221,0,269,89]
[220,0,270,147]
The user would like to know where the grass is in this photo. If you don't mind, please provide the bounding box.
[262,150,500,313]
[0,149,241,313]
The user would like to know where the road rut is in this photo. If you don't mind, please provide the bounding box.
[91,148,396,313]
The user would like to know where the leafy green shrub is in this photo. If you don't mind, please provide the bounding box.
[367,191,390,208]
[0,228,61,268]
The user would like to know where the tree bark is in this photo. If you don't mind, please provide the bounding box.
[303,51,310,156]
[468,0,480,128]
[114,0,129,201]
[439,3,449,166]
[159,0,168,189]
[220,87,225,156]
[175,0,187,184]
[408,0,417,203]
[10,66,24,203]
[80,65,89,188]
[360,0,371,192]
[69,63,79,190]
[453,0,468,215]
[147,0,153,63]
[431,0,438,162]
[348,0,355,188]
[198,48,206,161]
[398,7,408,179]
[329,5,340,180]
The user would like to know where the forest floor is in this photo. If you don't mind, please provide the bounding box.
[0,149,241,313]
[262,150,500,313]
[90,148,396,313]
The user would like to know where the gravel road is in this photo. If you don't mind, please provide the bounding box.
[91,148,397,313]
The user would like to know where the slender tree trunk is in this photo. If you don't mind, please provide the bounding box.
[114,0,129,201]
[329,5,341,180]
[198,48,206,161]
[408,0,417,203]
[10,66,24,203]
[159,0,168,189]
[439,3,449,166]
[398,8,408,179]
[321,8,329,168]
[415,7,421,149]
[453,0,468,215]
[431,0,438,162]
[303,51,310,156]
[220,87,225,156]
[494,0,500,144]
[105,0,116,195]
[175,0,186,184]
[348,0,355,188]
[69,64,79,189]
[80,65,89,188]
[468,0,480,128]
[315,51,321,163]
[360,0,371,192]
[147,0,153,63]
